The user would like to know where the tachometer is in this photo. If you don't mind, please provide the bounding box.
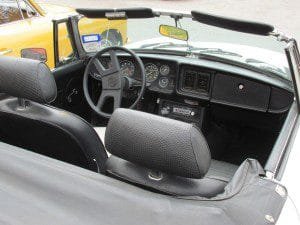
[120,60,135,77]
[145,63,159,82]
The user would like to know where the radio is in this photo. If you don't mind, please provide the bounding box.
[158,99,205,126]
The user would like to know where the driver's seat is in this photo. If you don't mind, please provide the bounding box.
[0,56,107,173]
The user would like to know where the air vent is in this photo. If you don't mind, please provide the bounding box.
[182,69,210,94]
[183,70,196,91]
[196,73,210,92]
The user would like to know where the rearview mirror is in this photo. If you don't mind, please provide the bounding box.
[21,48,47,62]
[159,25,188,41]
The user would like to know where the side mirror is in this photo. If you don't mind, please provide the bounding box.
[21,48,47,62]
[159,25,189,41]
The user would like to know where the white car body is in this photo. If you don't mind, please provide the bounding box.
[277,123,300,224]
[127,37,290,79]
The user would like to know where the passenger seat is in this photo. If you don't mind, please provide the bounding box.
[103,109,238,197]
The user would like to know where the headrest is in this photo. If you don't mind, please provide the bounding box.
[0,57,57,104]
[105,109,211,179]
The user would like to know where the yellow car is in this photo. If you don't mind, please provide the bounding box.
[0,0,127,68]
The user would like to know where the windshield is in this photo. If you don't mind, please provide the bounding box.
[78,12,290,80]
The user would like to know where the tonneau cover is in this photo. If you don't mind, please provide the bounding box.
[0,142,286,225]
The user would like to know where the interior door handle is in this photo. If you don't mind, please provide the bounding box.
[0,48,13,55]
[67,88,78,103]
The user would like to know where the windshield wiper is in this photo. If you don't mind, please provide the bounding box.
[139,42,242,57]
[245,58,286,75]
[139,42,190,49]
[194,48,242,57]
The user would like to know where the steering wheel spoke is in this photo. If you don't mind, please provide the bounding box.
[93,58,106,75]
[93,52,120,77]
[97,89,122,110]
[108,50,120,71]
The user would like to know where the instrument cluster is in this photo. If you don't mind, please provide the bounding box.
[99,56,176,93]
[119,59,172,84]
[142,60,175,93]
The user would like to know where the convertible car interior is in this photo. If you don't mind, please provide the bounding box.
[0,9,295,202]
[0,49,293,198]
[0,7,299,224]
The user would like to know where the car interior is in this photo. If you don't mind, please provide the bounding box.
[0,36,294,197]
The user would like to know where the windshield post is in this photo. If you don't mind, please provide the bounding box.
[285,39,300,112]
[68,15,87,60]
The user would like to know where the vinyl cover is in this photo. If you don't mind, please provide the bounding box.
[0,142,286,225]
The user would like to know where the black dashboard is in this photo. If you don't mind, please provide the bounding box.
[178,65,211,99]
[97,54,293,114]
[52,51,294,168]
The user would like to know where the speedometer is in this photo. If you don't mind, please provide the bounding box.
[120,60,135,77]
[145,63,159,82]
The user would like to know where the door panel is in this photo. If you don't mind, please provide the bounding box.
[52,61,91,121]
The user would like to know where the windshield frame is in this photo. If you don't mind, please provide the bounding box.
[71,10,292,82]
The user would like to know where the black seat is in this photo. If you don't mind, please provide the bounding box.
[0,56,107,173]
[104,108,238,197]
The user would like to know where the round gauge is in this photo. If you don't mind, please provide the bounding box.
[159,77,169,88]
[145,63,159,82]
[160,65,170,76]
[120,60,135,77]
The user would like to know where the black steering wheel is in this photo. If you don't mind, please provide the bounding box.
[83,46,146,118]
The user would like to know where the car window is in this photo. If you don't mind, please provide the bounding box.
[57,22,76,66]
[18,0,38,19]
[0,0,23,25]
[78,17,126,52]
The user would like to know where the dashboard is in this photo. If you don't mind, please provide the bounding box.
[96,54,293,114]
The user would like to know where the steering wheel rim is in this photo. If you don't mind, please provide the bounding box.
[83,46,146,118]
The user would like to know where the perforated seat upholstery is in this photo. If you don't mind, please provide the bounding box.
[104,109,238,197]
[0,57,107,173]
[95,126,237,185]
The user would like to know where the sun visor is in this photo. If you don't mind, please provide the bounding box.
[76,8,156,19]
[191,11,274,35]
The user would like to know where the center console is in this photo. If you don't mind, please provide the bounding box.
[158,99,206,128]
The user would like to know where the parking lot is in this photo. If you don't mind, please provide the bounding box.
[39,0,300,41]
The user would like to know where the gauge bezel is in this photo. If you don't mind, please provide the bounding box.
[145,63,159,82]
[158,77,169,88]
[160,65,170,76]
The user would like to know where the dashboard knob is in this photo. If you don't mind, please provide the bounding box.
[238,84,244,90]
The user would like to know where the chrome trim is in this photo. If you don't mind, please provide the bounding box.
[269,30,293,43]
[153,10,192,18]
[148,171,163,181]
[265,102,298,176]
[0,49,13,55]
[286,41,300,111]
